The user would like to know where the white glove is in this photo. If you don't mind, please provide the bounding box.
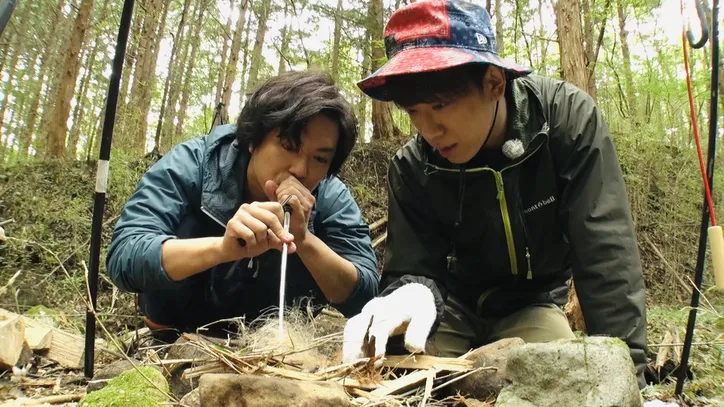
[342,283,437,365]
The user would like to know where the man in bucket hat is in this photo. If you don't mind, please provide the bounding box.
[342,0,648,388]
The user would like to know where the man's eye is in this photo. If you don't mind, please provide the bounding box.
[432,102,447,110]
[314,156,330,164]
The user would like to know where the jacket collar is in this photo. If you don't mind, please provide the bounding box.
[200,124,248,225]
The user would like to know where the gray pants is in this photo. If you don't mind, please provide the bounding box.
[427,295,575,356]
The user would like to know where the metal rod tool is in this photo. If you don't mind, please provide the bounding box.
[278,195,293,343]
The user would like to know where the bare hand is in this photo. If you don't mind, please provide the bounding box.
[220,201,296,262]
[264,177,315,243]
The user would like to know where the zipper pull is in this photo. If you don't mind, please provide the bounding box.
[248,257,254,269]
[526,247,532,279]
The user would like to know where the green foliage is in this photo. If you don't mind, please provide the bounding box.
[0,154,155,332]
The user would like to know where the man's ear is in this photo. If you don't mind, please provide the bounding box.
[483,66,506,100]
[248,144,254,154]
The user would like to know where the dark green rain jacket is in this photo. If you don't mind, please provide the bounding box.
[380,74,648,386]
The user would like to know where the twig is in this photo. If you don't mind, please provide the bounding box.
[642,234,692,296]
[0,270,21,296]
[649,340,724,347]
[369,217,387,233]
[372,232,387,249]
[430,366,495,393]
[0,218,15,226]
[15,393,85,405]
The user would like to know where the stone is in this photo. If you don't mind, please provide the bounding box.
[198,373,351,406]
[178,388,200,407]
[81,366,169,407]
[496,336,644,407]
[452,337,525,400]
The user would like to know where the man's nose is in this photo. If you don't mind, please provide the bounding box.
[288,155,308,180]
[418,113,444,142]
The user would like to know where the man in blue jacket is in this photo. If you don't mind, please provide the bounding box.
[107,71,379,338]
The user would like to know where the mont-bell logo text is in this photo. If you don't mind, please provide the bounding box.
[524,196,556,214]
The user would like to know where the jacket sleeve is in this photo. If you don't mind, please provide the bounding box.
[314,178,380,317]
[106,139,204,293]
[546,79,648,387]
[379,158,448,329]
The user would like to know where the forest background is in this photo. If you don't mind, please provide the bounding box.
[0,0,723,400]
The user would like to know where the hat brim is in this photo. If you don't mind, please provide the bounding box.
[357,46,532,101]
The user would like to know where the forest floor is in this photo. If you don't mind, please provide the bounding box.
[0,140,723,405]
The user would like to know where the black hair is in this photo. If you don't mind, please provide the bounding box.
[236,70,358,175]
[383,63,491,107]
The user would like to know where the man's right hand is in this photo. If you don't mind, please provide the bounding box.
[219,201,296,262]
[342,283,437,365]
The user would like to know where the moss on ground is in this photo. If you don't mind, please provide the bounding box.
[80,366,169,407]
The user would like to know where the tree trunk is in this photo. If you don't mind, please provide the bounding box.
[174,0,210,144]
[0,1,29,151]
[369,0,400,140]
[162,0,195,153]
[19,0,68,159]
[495,0,504,54]
[247,0,272,91]
[358,31,370,141]
[238,12,253,102]
[126,0,167,154]
[554,0,588,92]
[277,0,291,75]
[616,0,635,117]
[330,0,343,80]
[46,0,96,159]
[118,4,144,114]
[67,41,98,158]
[538,0,548,67]
[215,0,236,106]
[222,0,249,122]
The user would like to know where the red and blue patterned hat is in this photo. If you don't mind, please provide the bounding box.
[358,0,532,101]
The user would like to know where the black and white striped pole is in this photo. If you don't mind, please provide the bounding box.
[84,0,135,379]
[0,0,16,38]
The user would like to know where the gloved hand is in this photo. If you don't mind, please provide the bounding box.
[342,283,437,365]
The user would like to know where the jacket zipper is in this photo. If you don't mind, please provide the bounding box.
[426,137,545,278]
[520,211,532,280]
[492,171,517,275]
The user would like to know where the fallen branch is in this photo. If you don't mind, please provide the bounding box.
[0,218,15,226]
[15,393,85,405]
[382,355,472,372]
[369,217,387,233]
[372,232,387,249]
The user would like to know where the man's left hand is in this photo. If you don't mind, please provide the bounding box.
[265,177,315,243]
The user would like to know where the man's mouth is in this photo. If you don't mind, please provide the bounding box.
[438,144,456,158]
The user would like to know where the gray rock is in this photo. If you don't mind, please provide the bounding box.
[198,373,351,406]
[178,388,200,407]
[452,337,525,400]
[496,336,643,407]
